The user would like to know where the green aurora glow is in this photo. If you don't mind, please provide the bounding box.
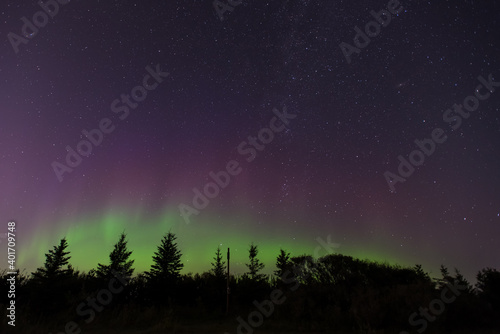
[19,207,423,276]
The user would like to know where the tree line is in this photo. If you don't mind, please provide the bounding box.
[1,231,499,333]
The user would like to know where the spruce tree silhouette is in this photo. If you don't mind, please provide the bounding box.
[31,238,73,315]
[95,232,134,280]
[274,248,291,278]
[145,232,184,305]
[32,237,72,282]
[147,231,183,281]
[210,246,226,280]
[453,268,473,293]
[245,242,265,282]
[413,264,431,282]
[438,264,454,289]
[476,267,500,311]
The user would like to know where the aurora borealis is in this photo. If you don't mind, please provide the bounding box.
[1,0,499,282]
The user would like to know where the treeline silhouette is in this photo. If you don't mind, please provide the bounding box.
[1,232,499,333]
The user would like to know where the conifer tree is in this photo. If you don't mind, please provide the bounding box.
[32,238,72,281]
[453,268,472,293]
[476,267,500,310]
[438,264,453,289]
[95,232,134,280]
[413,264,431,282]
[211,246,226,280]
[245,242,265,281]
[147,232,183,281]
[274,248,291,278]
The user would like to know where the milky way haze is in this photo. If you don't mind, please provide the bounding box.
[1,0,499,281]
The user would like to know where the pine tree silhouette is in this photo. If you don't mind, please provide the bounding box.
[32,238,72,282]
[476,267,500,310]
[453,267,472,293]
[95,232,134,280]
[147,232,183,281]
[30,238,74,314]
[274,248,291,278]
[438,264,453,289]
[413,264,430,281]
[245,242,265,281]
[210,246,226,280]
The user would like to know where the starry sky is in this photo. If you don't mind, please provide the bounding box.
[0,0,499,281]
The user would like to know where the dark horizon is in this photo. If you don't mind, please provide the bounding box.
[2,232,499,333]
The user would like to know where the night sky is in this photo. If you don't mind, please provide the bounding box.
[1,0,499,282]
